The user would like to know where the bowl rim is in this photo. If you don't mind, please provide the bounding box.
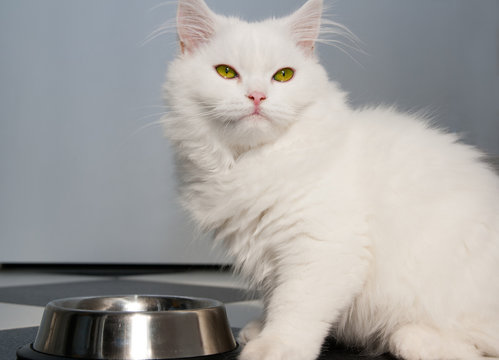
[45,294,225,314]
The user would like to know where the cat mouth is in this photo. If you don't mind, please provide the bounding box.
[222,113,269,129]
[240,110,269,122]
[242,114,267,121]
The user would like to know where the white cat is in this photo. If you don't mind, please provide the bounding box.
[163,0,499,359]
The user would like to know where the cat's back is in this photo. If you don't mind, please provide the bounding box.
[342,104,499,285]
[342,106,499,194]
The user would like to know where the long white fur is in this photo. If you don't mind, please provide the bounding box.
[163,0,499,359]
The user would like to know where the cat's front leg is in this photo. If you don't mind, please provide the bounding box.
[238,317,264,345]
[239,238,370,360]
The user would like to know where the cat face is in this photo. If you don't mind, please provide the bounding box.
[166,0,329,151]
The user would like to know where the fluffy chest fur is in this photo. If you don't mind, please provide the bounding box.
[177,101,365,287]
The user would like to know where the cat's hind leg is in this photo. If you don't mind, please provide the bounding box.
[389,323,484,360]
[466,320,499,359]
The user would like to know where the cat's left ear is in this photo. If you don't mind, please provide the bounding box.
[285,0,323,56]
[177,0,218,54]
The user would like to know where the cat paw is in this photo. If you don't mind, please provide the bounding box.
[238,319,263,345]
[239,335,317,360]
[389,324,482,360]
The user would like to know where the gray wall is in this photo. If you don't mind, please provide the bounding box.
[1,0,498,263]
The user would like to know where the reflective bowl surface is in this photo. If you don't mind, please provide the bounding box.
[32,295,237,359]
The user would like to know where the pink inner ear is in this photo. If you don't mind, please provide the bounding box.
[293,22,321,52]
[288,0,323,55]
[177,0,216,53]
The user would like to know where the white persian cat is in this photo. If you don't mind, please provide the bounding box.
[163,0,499,359]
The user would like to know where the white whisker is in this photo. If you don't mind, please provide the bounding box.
[129,119,167,139]
[312,5,367,67]
[146,0,175,14]
[141,18,177,46]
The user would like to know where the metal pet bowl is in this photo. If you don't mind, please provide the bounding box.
[17,295,238,360]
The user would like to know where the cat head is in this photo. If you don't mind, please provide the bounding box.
[165,0,340,155]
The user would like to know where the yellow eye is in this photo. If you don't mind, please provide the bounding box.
[273,68,294,82]
[215,65,238,79]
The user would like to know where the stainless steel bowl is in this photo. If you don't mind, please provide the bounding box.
[31,295,237,359]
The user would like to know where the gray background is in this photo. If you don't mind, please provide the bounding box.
[1,0,498,263]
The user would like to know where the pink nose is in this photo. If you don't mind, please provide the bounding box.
[247,91,267,106]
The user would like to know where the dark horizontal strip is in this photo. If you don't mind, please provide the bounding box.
[0,264,232,277]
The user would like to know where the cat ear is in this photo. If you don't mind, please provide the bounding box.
[286,0,323,56]
[177,0,217,54]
